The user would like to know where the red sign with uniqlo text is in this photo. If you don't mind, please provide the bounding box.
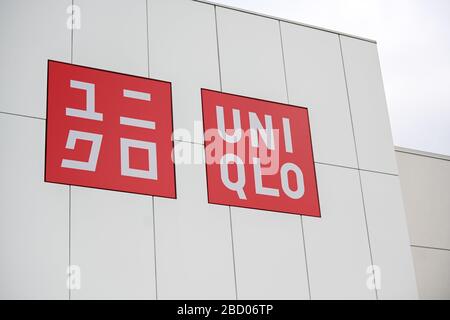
[201,89,320,217]
[45,60,175,198]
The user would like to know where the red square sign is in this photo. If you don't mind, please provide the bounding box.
[45,60,176,198]
[201,89,320,217]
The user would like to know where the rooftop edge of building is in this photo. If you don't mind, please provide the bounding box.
[395,146,450,162]
[193,0,378,44]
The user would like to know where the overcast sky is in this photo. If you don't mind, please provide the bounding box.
[214,0,450,156]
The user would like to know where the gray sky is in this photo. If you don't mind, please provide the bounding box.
[214,0,450,156]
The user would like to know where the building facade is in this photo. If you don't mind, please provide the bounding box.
[1,0,421,299]
[396,147,450,300]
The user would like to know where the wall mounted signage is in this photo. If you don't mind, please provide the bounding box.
[45,61,176,198]
[201,89,320,217]
[45,61,319,216]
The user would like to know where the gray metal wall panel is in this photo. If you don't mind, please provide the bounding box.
[304,164,375,299]
[396,151,450,250]
[216,7,309,299]
[154,142,236,299]
[73,0,148,77]
[360,171,418,299]
[231,208,310,299]
[148,0,221,144]
[0,0,71,118]
[0,114,69,299]
[70,0,156,299]
[411,246,450,300]
[340,36,398,175]
[280,22,358,169]
[216,7,287,103]
[70,187,156,299]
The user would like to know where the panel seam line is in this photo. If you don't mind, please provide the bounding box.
[146,0,150,78]
[214,5,238,300]
[146,0,158,300]
[68,185,71,300]
[0,111,45,121]
[214,5,223,92]
[68,0,74,301]
[279,19,311,300]
[190,0,377,44]
[229,207,238,300]
[339,35,378,300]
[411,244,450,252]
[152,197,158,299]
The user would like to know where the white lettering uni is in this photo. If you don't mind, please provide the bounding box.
[216,106,305,200]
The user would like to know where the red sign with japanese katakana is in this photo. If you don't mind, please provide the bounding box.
[45,60,176,198]
[201,89,320,217]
